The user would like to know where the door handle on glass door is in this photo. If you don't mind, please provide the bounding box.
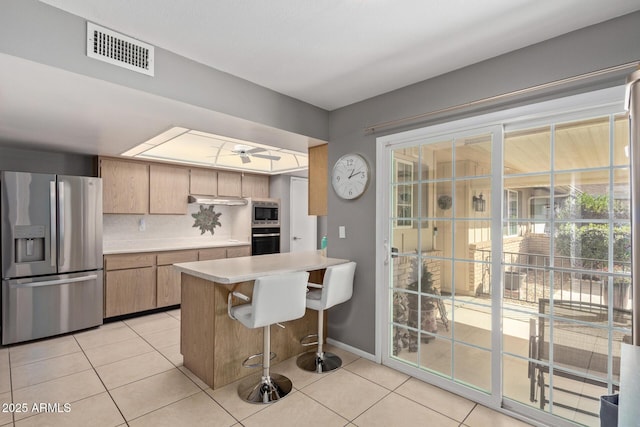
[292,236,302,240]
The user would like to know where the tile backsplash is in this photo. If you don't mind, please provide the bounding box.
[104,204,251,243]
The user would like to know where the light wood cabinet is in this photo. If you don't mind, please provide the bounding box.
[190,168,218,195]
[308,144,328,215]
[105,267,156,317]
[217,171,242,197]
[104,253,155,271]
[104,245,250,317]
[198,247,227,261]
[149,164,190,214]
[100,158,149,214]
[241,173,269,198]
[104,253,156,317]
[226,246,251,258]
[156,250,198,308]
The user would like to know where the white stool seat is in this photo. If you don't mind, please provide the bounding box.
[229,271,309,403]
[297,261,356,373]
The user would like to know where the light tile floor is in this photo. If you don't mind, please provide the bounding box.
[0,309,534,427]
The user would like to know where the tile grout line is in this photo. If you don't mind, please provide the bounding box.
[95,313,242,425]
[459,402,477,426]
[7,349,14,427]
[71,334,131,427]
[294,387,353,425]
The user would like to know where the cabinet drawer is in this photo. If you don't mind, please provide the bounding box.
[104,253,155,271]
[226,246,251,258]
[156,250,198,266]
[198,247,226,261]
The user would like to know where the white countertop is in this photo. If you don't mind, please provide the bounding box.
[103,238,250,255]
[174,250,349,284]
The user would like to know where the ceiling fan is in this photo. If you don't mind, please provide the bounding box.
[227,145,281,164]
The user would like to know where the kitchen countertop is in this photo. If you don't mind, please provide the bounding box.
[174,250,348,284]
[103,238,250,255]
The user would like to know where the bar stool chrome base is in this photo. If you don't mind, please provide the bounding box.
[238,373,293,404]
[296,351,342,373]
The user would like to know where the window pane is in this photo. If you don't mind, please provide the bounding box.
[454,134,492,178]
[554,117,610,170]
[505,126,550,175]
[613,168,630,220]
[455,178,491,218]
[613,114,630,167]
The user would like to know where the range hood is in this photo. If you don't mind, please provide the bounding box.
[188,195,248,206]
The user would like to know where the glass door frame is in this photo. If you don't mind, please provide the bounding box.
[375,85,628,426]
[376,124,504,411]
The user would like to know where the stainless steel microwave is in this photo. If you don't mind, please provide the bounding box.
[252,200,279,227]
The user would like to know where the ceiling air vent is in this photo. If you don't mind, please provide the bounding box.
[86,22,154,76]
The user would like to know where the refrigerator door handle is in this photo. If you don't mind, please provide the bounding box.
[49,180,57,268]
[58,181,65,267]
[9,274,98,289]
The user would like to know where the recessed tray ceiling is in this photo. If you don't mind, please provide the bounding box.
[123,127,308,175]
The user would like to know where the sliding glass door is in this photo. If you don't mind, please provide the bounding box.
[388,127,499,395]
[379,89,631,427]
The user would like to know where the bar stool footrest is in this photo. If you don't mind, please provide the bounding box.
[300,333,319,347]
[242,351,276,369]
[296,351,342,373]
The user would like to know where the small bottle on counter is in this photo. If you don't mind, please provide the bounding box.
[321,235,327,256]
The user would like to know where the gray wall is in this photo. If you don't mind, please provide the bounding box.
[0,0,329,143]
[326,11,640,354]
[0,145,96,176]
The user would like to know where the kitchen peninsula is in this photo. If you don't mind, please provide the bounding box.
[174,250,348,389]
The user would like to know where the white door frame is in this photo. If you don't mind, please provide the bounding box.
[374,86,627,426]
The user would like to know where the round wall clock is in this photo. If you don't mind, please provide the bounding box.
[331,153,370,200]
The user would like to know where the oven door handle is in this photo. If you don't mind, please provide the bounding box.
[252,233,280,238]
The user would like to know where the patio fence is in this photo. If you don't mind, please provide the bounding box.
[475,249,632,308]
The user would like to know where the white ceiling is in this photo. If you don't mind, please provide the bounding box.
[1,1,639,165]
[39,0,640,110]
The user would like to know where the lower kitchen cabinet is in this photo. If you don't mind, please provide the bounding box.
[105,267,156,317]
[104,245,250,318]
[156,250,198,308]
[157,266,181,307]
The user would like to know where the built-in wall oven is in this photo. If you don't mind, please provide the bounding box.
[251,199,280,255]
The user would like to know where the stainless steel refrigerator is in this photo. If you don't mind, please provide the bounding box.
[1,171,103,345]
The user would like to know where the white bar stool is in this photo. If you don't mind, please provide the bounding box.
[297,261,356,373]
[228,271,309,404]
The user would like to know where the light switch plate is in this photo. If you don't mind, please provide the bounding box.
[339,226,346,238]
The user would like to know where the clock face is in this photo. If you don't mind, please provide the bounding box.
[331,154,370,200]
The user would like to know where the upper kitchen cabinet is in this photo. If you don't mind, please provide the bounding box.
[308,144,328,215]
[149,164,189,214]
[217,171,242,197]
[100,158,149,214]
[190,168,218,195]
[242,173,269,198]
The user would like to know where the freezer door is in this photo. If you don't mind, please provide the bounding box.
[1,271,103,345]
[57,175,103,273]
[1,171,57,278]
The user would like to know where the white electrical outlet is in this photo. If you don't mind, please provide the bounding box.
[138,218,146,232]
[339,226,346,238]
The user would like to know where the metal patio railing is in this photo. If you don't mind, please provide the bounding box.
[475,249,632,307]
